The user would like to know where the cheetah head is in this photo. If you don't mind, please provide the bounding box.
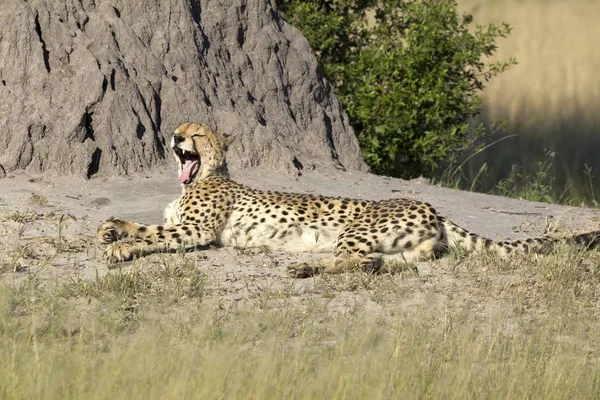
[171,123,227,185]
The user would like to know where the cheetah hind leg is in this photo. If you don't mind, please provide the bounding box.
[288,249,433,278]
[364,238,441,274]
[288,255,384,279]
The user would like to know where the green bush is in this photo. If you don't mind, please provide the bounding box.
[278,0,515,178]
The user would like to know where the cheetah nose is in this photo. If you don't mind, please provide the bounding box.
[173,135,185,145]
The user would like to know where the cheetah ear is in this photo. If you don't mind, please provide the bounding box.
[219,132,234,149]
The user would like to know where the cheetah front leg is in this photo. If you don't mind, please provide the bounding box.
[102,224,216,263]
[97,218,166,244]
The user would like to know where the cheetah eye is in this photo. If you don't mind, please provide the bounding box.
[192,133,205,138]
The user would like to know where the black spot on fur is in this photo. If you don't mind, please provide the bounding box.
[392,234,405,248]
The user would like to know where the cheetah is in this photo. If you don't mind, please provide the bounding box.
[97,123,600,278]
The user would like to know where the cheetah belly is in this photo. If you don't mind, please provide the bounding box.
[218,212,340,253]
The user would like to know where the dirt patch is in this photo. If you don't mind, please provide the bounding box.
[1,167,598,310]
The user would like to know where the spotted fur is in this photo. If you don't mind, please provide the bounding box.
[97,123,600,277]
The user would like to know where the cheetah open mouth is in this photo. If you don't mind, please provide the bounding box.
[174,147,200,185]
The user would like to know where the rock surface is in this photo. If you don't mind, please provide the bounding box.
[0,0,367,178]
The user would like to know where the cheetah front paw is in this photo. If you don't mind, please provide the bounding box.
[104,242,136,264]
[97,218,129,244]
[288,263,320,279]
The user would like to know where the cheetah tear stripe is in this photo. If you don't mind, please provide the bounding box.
[179,160,199,184]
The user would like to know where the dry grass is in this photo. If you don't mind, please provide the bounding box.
[26,193,50,208]
[457,0,600,199]
[1,243,600,399]
[1,173,599,398]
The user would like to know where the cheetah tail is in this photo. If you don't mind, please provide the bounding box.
[437,216,508,255]
[439,216,600,256]
[572,230,600,250]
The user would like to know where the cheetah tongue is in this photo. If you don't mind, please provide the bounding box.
[179,160,199,184]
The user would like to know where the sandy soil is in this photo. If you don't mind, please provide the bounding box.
[1,167,599,314]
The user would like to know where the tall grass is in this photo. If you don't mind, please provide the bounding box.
[457,0,600,202]
[440,149,587,205]
[2,247,600,399]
